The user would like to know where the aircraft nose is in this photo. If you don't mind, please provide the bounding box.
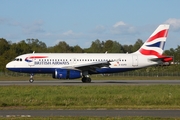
[6,61,20,72]
[6,62,14,69]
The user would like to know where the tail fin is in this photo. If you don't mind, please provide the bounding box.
[134,24,170,58]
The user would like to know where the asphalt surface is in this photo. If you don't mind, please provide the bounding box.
[0,80,180,86]
[0,110,180,118]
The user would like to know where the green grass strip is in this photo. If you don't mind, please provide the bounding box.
[0,85,180,110]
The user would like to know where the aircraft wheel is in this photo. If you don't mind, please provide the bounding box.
[81,77,86,83]
[87,77,91,83]
[81,77,91,83]
[29,78,34,83]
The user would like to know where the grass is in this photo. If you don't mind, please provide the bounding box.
[0,85,180,110]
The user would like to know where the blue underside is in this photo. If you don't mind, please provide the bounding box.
[7,67,137,74]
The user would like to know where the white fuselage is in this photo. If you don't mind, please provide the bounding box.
[6,53,157,74]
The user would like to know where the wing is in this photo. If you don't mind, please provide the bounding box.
[75,61,111,72]
[62,61,111,73]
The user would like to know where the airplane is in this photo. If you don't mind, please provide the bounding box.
[6,24,172,83]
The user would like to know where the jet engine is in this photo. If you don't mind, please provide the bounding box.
[52,69,82,79]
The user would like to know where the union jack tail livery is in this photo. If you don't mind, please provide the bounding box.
[134,24,169,58]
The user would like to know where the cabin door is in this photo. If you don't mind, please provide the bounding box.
[132,55,138,66]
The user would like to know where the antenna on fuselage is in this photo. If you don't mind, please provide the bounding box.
[33,51,35,54]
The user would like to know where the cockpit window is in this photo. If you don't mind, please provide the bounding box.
[14,58,22,62]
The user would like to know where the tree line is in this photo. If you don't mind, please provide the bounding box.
[0,38,179,72]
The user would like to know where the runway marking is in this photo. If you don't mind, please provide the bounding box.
[6,115,31,118]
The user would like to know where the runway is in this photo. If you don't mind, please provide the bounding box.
[0,80,180,118]
[0,110,180,118]
[0,80,180,86]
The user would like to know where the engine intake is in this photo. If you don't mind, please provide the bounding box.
[52,69,82,79]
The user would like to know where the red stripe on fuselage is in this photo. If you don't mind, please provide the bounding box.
[147,29,168,42]
[29,56,48,59]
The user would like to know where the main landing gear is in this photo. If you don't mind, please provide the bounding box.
[29,74,34,83]
[81,71,91,83]
[81,75,91,83]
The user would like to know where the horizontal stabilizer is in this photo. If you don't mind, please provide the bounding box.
[150,56,173,62]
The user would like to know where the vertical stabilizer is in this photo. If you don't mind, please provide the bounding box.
[134,24,169,58]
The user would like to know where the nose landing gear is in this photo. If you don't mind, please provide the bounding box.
[29,74,34,83]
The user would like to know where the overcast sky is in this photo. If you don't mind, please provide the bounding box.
[1,0,180,50]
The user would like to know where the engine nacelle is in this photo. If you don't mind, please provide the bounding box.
[52,69,82,79]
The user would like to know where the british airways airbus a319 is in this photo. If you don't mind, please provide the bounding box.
[6,24,172,83]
